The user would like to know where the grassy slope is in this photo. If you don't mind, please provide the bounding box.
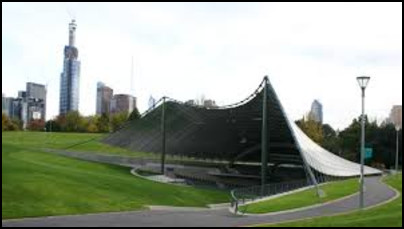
[1,131,150,157]
[5,132,227,164]
[240,178,358,214]
[256,174,402,227]
[2,132,229,220]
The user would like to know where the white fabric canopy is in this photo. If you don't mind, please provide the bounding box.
[289,119,382,177]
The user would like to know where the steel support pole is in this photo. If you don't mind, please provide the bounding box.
[261,77,269,196]
[161,97,166,175]
[360,88,365,209]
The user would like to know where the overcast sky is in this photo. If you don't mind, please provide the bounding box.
[2,2,402,130]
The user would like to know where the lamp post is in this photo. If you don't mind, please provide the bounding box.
[357,76,370,209]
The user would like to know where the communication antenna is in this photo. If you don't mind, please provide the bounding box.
[66,6,76,20]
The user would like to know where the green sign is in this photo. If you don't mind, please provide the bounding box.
[365,148,373,159]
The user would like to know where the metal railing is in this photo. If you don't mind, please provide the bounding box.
[230,179,310,214]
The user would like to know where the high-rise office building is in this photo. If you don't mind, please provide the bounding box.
[111,94,137,116]
[309,99,323,124]
[389,105,402,129]
[2,94,6,114]
[60,20,81,115]
[2,94,13,117]
[96,82,114,115]
[2,83,46,129]
[26,82,47,121]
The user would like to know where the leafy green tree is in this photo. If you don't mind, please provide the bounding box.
[65,111,82,132]
[86,117,98,133]
[110,112,128,132]
[322,124,341,155]
[10,118,22,131]
[296,116,324,145]
[45,120,61,132]
[128,108,141,121]
[2,114,22,131]
[2,113,7,131]
[55,115,67,132]
[338,117,362,161]
[338,116,402,169]
[96,113,110,133]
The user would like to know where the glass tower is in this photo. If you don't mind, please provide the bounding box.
[60,20,81,115]
[310,99,323,124]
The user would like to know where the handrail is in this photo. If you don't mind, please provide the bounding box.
[230,179,310,214]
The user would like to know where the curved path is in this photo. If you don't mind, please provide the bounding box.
[2,177,398,227]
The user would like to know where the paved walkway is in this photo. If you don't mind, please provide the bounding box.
[2,177,398,227]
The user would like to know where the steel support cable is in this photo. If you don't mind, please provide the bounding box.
[164,107,201,157]
[118,107,163,155]
[163,78,266,111]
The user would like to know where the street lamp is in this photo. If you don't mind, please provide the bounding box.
[357,76,370,209]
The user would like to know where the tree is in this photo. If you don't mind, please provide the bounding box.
[86,117,98,133]
[338,116,402,169]
[65,111,82,132]
[322,124,341,155]
[45,120,61,132]
[2,113,7,131]
[338,117,362,161]
[128,108,141,121]
[27,119,46,131]
[2,114,20,131]
[296,116,324,145]
[110,112,128,132]
[2,114,22,131]
[10,118,22,131]
[96,113,110,133]
[55,115,67,132]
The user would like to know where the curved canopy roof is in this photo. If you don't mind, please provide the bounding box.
[104,78,381,177]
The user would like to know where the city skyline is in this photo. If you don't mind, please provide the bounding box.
[2,82,47,129]
[2,2,402,129]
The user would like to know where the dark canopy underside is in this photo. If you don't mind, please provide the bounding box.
[103,80,303,166]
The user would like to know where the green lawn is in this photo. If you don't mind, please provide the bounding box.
[1,132,206,162]
[2,131,231,165]
[1,131,151,158]
[2,132,229,220]
[240,178,358,214]
[255,174,402,227]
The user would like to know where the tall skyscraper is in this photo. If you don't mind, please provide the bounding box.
[2,94,14,117]
[389,105,402,129]
[111,94,137,116]
[60,20,81,115]
[309,99,323,124]
[96,82,114,115]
